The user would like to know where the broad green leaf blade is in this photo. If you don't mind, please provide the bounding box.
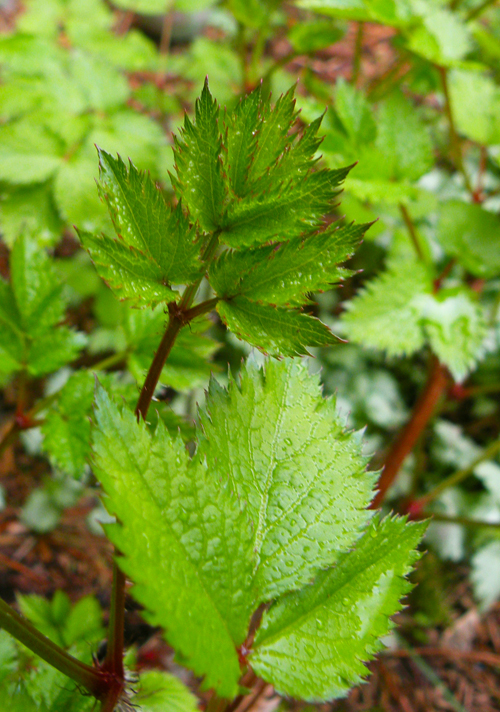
[91,388,255,697]
[448,69,500,146]
[0,121,62,185]
[0,278,24,377]
[135,671,199,712]
[341,259,432,357]
[199,359,375,602]
[245,86,297,189]
[224,87,261,198]
[79,230,179,307]
[222,167,351,248]
[210,222,368,305]
[97,149,202,283]
[419,291,487,382]
[217,297,339,356]
[250,515,426,701]
[437,200,500,278]
[173,79,226,231]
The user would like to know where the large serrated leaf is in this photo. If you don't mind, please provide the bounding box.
[210,222,368,305]
[91,387,255,697]
[217,297,339,356]
[173,79,226,231]
[97,149,201,283]
[250,515,426,701]
[199,359,375,601]
[224,87,261,198]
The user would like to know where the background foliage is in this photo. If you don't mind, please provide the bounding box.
[1,0,500,710]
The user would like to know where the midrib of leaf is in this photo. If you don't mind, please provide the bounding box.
[104,414,238,649]
[198,129,221,226]
[253,534,394,648]
[252,375,290,575]
[92,239,161,280]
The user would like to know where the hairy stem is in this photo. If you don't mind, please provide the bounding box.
[371,357,449,508]
[0,597,107,696]
[413,437,500,510]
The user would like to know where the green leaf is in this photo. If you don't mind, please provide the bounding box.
[250,515,426,701]
[26,328,86,378]
[96,149,201,283]
[448,69,500,146]
[135,671,199,712]
[341,259,432,357]
[406,7,472,66]
[376,92,433,182]
[222,166,351,248]
[472,541,500,611]
[173,79,226,231]
[199,359,375,602]
[419,291,487,383]
[224,87,261,198]
[0,183,62,248]
[210,222,368,305]
[289,20,344,53]
[78,230,179,307]
[245,86,298,189]
[437,200,500,278]
[217,297,339,356]
[91,387,255,697]
[0,120,62,185]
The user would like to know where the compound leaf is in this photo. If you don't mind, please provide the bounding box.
[199,359,375,602]
[250,515,426,701]
[217,297,339,356]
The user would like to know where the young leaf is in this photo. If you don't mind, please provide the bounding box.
[96,149,201,283]
[250,515,426,701]
[217,297,339,356]
[341,259,432,357]
[198,359,375,602]
[135,671,199,712]
[210,222,368,305]
[91,386,255,698]
[173,79,226,232]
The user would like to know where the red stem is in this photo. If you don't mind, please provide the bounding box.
[371,357,449,508]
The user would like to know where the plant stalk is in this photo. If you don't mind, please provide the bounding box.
[352,22,364,87]
[0,597,107,696]
[371,356,449,508]
[399,203,426,262]
[466,0,497,21]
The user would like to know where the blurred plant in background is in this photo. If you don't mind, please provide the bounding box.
[1,0,500,709]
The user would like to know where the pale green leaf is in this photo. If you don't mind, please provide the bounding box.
[341,260,432,357]
[0,183,63,248]
[199,359,375,602]
[92,387,255,697]
[78,230,179,307]
[437,200,500,278]
[210,222,368,304]
[406,8,472,66]
[173,79,226,231]
[472,541,500,611]
[250,515,425,701]
[135,671,199,712]
[0,121,62,185]
[217,297,339,356]
[448,69,500,146]
[53,153,109,232]
[418,291,487,382]
[26,328,86,377]
[97,149,201,283]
